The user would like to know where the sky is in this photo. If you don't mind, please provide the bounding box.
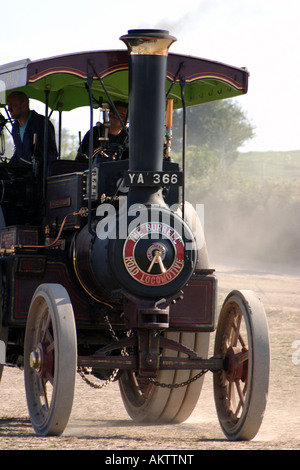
[1,0,300,152]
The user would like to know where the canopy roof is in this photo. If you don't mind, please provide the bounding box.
[0,49,248,112]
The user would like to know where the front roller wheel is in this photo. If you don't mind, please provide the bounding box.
[213,290,270,441]
[24,284,77,436]
[119,331,210,423]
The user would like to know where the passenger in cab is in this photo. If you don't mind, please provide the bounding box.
[76,101,128,161]
[6,91,57,171]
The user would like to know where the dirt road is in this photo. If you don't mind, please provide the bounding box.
[0,262,299,450]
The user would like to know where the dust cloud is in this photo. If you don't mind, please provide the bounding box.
[195,180,300,269]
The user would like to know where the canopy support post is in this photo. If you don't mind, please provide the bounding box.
[87,73,95,236]
[42,89,50,212]
[180,79,186,221]
[58,111,62,159]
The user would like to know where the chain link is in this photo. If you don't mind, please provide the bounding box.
[77,311,128,389]
[77,366,119,389]
[148,369,209,389]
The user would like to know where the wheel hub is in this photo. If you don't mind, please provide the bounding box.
[29,348,42,371]
[224,346,248,382]
[29,342,54,379]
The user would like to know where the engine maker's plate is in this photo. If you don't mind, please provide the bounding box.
[123,222,184,286]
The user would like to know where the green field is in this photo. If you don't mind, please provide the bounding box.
[189,149,300,265]
[234,150,300,181]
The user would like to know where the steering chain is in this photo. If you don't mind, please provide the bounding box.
[78,311,210,390]
[148,369,209,389]
[77,311,129,389]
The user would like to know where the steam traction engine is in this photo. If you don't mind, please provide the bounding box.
[0,30,270,440]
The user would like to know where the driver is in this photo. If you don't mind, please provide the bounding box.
[6,91,57,171]
[76,101,128,161]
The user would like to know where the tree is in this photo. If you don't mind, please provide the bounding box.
[59,126,77,159]
[172,99,255,168]
[172,144,220,198]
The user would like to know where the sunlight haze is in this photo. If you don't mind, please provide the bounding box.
[2,0,299,152]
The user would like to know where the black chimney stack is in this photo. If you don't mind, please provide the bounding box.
[120,29,176,204]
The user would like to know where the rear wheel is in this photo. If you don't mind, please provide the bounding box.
[119,331,209,423]
[24,284,77,436]
[213,290,270,440]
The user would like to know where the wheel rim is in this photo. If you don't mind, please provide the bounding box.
[213,290,270,440]
[24,284,77,436]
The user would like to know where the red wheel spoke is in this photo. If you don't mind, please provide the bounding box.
[46,341,54,354]
[41,311,51,343]
[238,332,247,349]
[46,371,54,386]
[234,379,245,415]
[233,313,242,346]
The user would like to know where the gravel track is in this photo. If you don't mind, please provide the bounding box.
[0,262,299,450]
